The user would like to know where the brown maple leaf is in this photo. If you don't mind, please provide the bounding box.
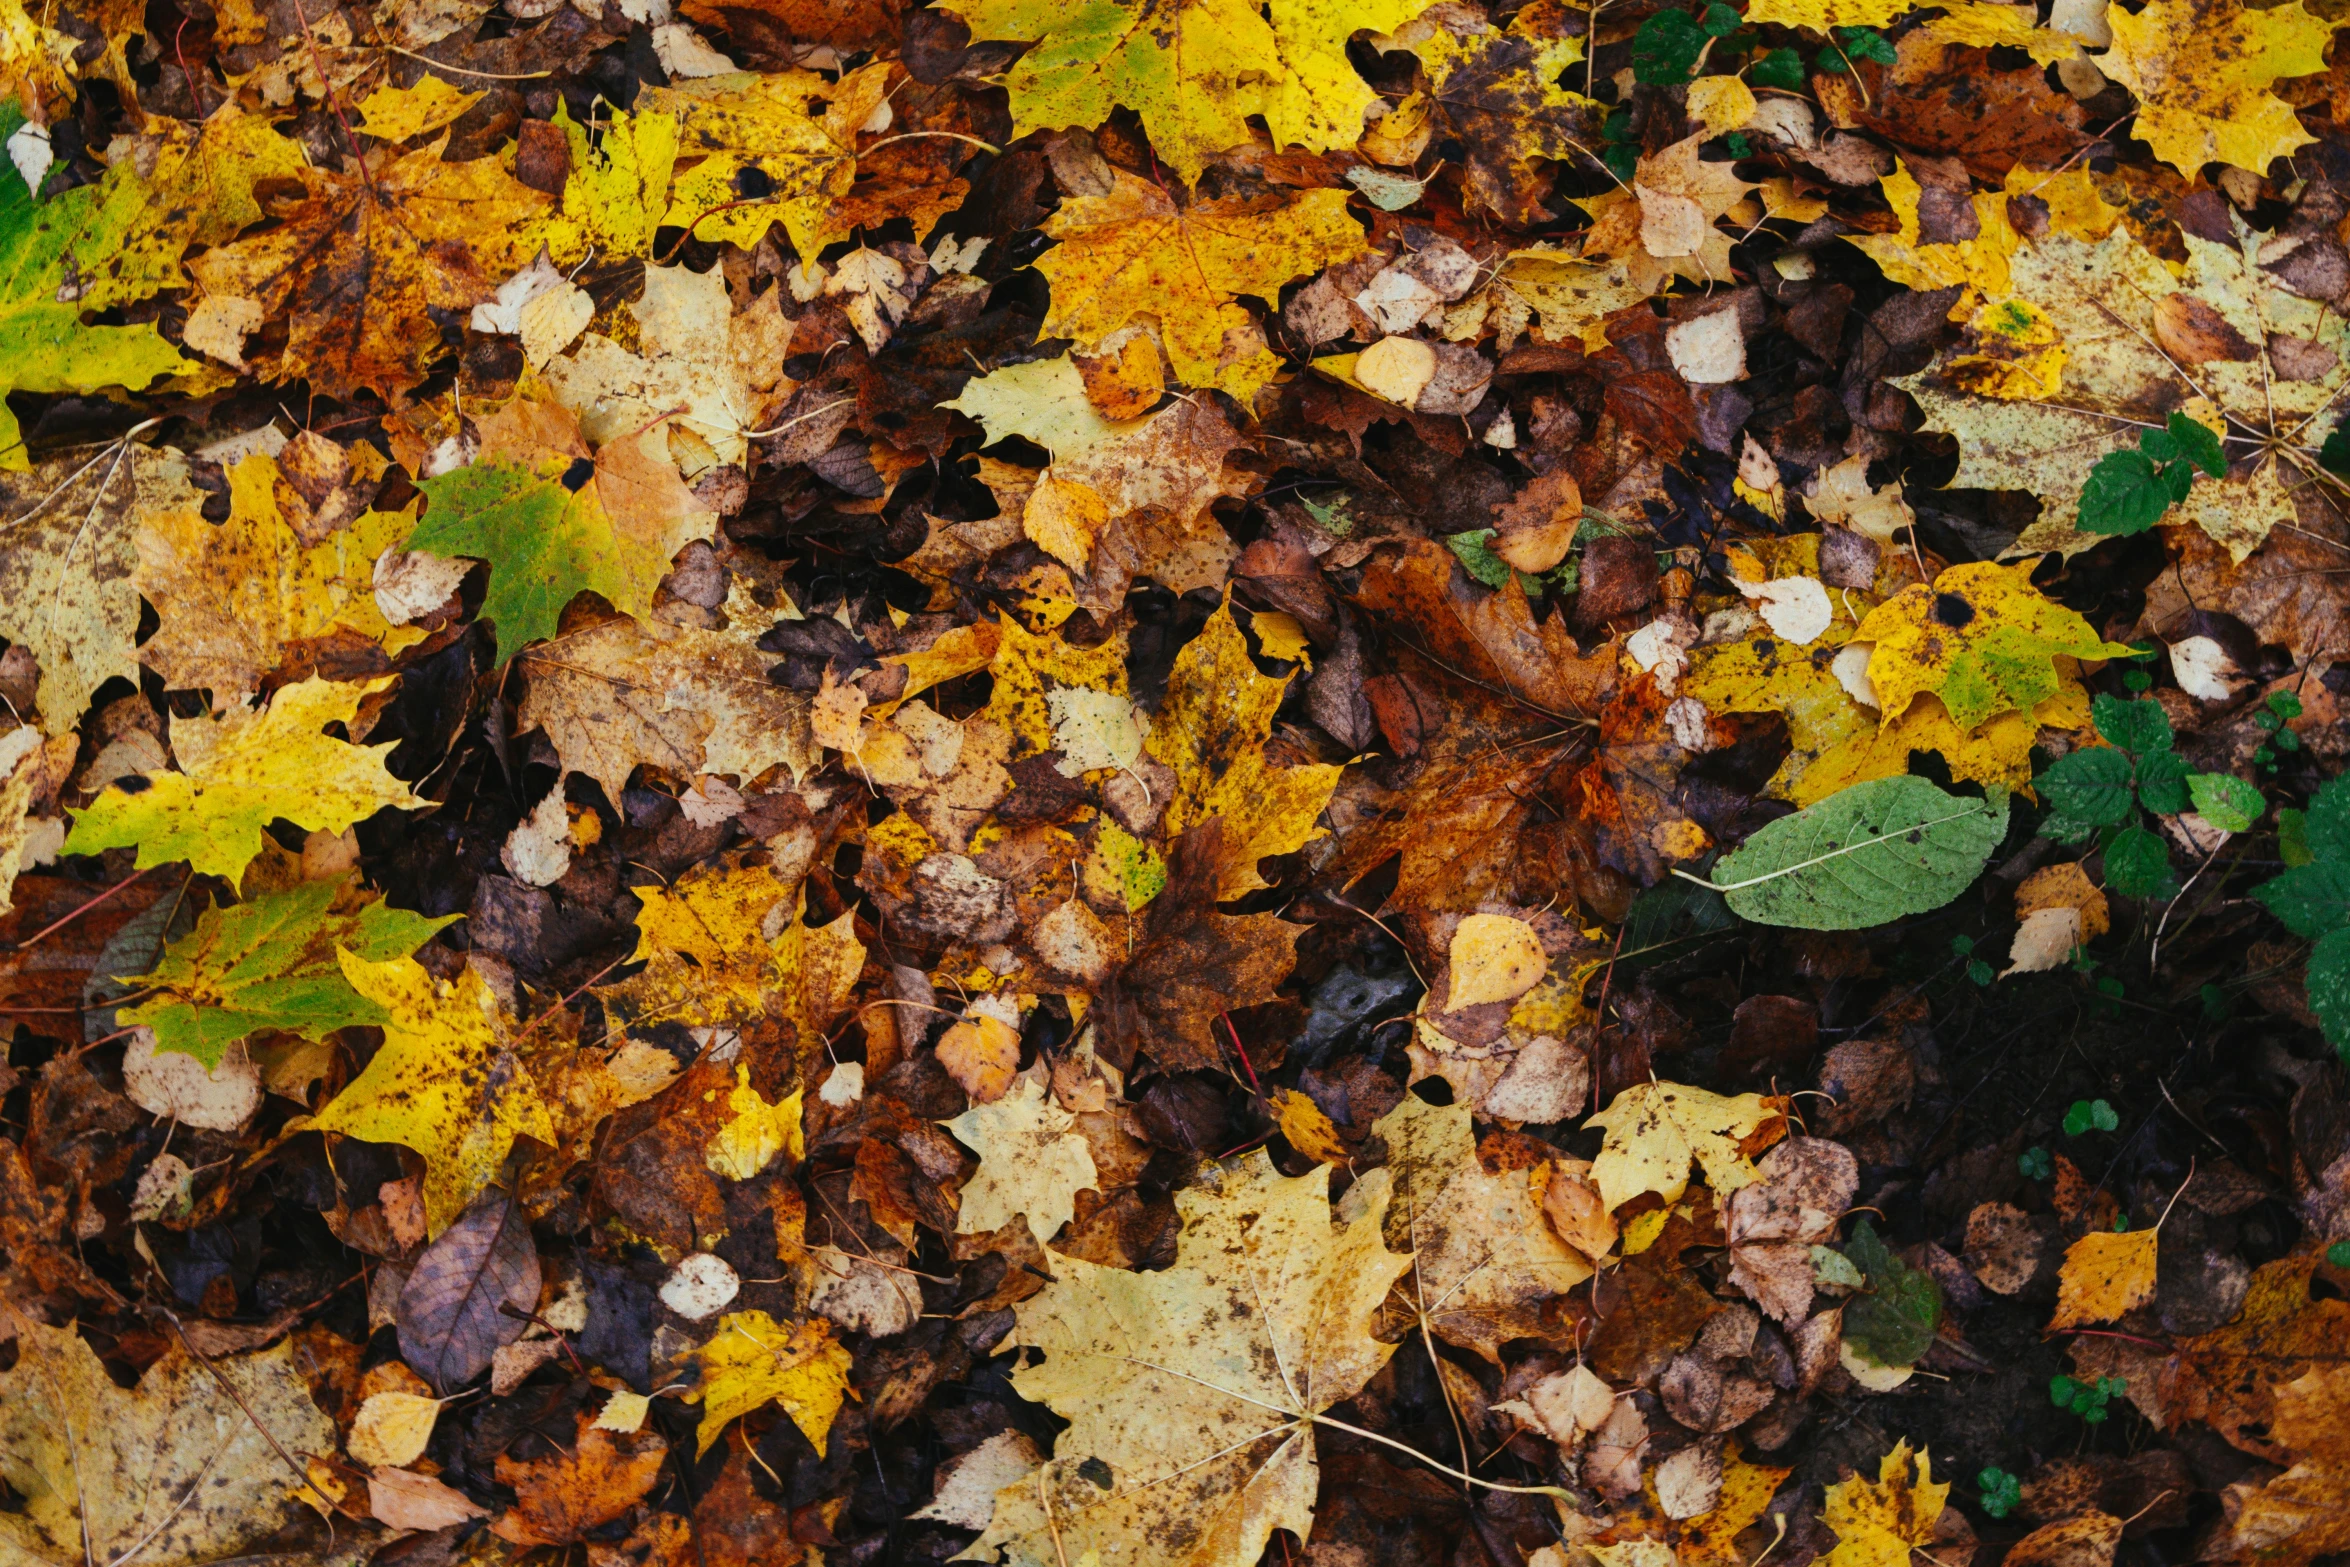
[188,145,548,399]
[1094,818,1302,1074]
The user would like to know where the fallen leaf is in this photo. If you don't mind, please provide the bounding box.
[680,1309,853,1458]
[187,144,546,399]
[0,1319,337,1565]
[63,675,427,884]
[2050,1228,2159,1329]
[397,1191,540,1391]
[0,444,200,729]
[310,954,556,1235]
[1035,172,1366,401]
[492,1415,669,1546]
[349,1390,443,1469]
[1376,1094,1593,1361]
[2096,0,2328,177]
[1585,1080,1786,1212]
[944,1074,1100,1243]
[965,1151,1413,1567]
[1822,1440,1951,1567]
[119,874,453,1067]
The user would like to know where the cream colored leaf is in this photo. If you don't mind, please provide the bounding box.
[968,1153,1412,1567]
[944,1075,1101,1243]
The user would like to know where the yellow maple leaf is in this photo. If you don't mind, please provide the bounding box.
[186,144,547,401]
[943,354,1252,576]
[704,1065,805,1181]
[1584,1080,1785,1212]
[62,675,426,883]
[939,0,1429,187]
[533,101,678,262]
[1376,1094,1592,1362]
[980,610,1131,763]
[0,1321,338,1565]
[2097,0,2328,177]
[355,76,484,140]
[969,1152,1413,1567]
[1821,1441,1950,1567]
[1149,601,1345,898]
[0,443,198,731]
[604,861,863,1057]
[1035,172,1366,402]
[309,952,556,1236]
[1848,160,2019,300]
[1898,211,2335,560]
[644,62,909,258]
[680,1310,853,1458]
[134,451,424,705]
[1854,561,2138,732]
[540,260,796,474]
[1416,17,1603,225]
[1578,133,1755,290]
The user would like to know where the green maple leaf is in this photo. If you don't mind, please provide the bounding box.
[408,457,671,660]
[0,103,196,469]
[118,876,456,1068]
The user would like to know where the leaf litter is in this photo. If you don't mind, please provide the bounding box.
[2,0,2350,1564]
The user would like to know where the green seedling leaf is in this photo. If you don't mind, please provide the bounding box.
[2136,749,2192,816]
[2306,927,2350,1060]
[2063,1097,2118,1136]
[1977,1467,2021,1520]
[1633,8,1712,83]
[2166,412,2226,478]
[2078,447,2177,536]
[2090,694,2172,756]
[2187,773,2263,833]
[2036,747,2134,829]
[2105,824,2177,900]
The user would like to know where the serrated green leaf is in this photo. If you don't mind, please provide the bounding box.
[1751,47,1805,87]
[2136,749,2192,816]
[2307,927,2350,1059]
[1706,776,2008,930]
[2104,824,2176,899]
[2255,858,2350,938]
[1633,8,1710,83]
[2090,694,2172,755]
[2304,775,2350,862]
[1840,1217,1943,1368]
[2038,747,2134,827]
[409,458,672,662]
[118,876,456,1068]
[2279,807,2312,867]
[2165,413,2225,478]
[2187,773,2262,834]
[2078,447,2176,537]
